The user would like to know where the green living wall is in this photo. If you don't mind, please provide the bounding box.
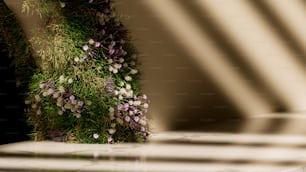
[1,0,150,144]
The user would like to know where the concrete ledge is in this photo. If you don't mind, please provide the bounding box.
[0,132,306,172]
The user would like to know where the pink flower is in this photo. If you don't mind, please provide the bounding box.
[109,48,115,55]
[94,42,101,48]
[78,101,84,106]
[124,115,130,122]
[83,45,89,51]
[93,133,99,139]
[107,137,113,143]
[134,116,140,122]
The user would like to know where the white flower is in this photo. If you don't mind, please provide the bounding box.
[125,84,131,90]
[125,76,132,81]
[114,63,122,69]
[139,119,147,126]
[88,39,95,45]
[93,133,99,139]
[56,101,63,107]
[68,78,73,84]
[128,100,134,105]
[42,92,48,97]
[74,113,81,118]
[110,115,115,120]
[129,110,134,116]
[114,90,119,95]
[119,81,124,87]
[108,129,116,134]
[119,88,126,95]
[119,58,124,63]
[58,86,65,93]
[109,107,115,112]
[123,63,128,67]
[53,92,60,99]
[126,90,133,98]
[24,100,31,105]
[57,97,63,103]
[31,104,37,109]
[111,123,116,128]
[36,109,41,115]
[59,75,65,83]
[108,66,113,72]
[112,68,118,74]
[116,118,123,124]
[108,59,113,64]
[58,110,63,115]
[143,103,149,109]
[59,2,65,8]
[47,88,55,95]
[64,103,72,109]
[35,95,41,102]
[39,83,45,89]
[118,95,123,100]
[133,100,141,106]
[130,69,138,75]
[74,57,80,62]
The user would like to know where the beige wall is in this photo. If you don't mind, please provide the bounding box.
[114,0,306,132]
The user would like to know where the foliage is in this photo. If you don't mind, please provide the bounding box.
[21,0,150,143]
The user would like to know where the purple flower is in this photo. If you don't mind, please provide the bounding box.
[83,45,89,51]
[111,41,116,46]
[71,99,77,105]
[94,42,101,48]
[109,48,115,55]
[83,55,88,59]
[143,94,147,100]
[141,127,146,132]
[124,115,130,122]
[78,101,84,106]
[124,103,129,111]
[107,137,113,143]
[69,95,75,101]
[134,116,140,122]
[117,104,123,111]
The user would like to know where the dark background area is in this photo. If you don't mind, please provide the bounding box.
[0,37,30,145]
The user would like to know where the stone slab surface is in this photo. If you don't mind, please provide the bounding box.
[1,132,306,171]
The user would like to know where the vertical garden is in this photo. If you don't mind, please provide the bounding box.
[1,0,150,144]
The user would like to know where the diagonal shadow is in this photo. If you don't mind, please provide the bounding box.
[248,0,306,66]
[176,0,288,113]
[174,0,290,133]
[116,0,247,132]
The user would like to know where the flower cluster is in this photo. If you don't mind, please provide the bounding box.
[105,81,149,142]
[24,0,150,144]
[26,76,86,119]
